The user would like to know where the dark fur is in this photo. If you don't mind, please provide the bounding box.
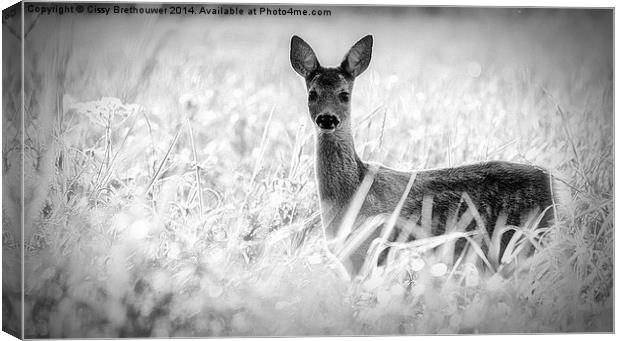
[291,35,554,274]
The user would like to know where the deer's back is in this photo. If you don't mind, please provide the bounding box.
[364,161,553,230]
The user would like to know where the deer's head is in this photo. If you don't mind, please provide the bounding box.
[290,35,373,134]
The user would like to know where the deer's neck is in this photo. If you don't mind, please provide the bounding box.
[315,129,366,215]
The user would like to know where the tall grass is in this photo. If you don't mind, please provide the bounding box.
[2,8,612,337]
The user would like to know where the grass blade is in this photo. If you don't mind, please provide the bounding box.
[143,128,182,196]
[186,118,204,220]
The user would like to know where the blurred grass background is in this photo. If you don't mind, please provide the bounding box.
[2,5,613,337]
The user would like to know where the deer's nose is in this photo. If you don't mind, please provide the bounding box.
[315,114,340,131]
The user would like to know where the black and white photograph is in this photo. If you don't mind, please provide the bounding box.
[1,0,615,338]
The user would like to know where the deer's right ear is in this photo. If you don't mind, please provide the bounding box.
[290,35,319,78]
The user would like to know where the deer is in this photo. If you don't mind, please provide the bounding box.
[290,34,566,276]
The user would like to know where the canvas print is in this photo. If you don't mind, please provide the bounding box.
[2,1,614,338]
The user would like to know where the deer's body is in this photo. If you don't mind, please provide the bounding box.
[291,35,557,274]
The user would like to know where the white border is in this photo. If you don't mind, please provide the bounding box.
[0,1,616,341]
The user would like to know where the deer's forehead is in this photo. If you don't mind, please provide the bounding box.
[308,69,351,90]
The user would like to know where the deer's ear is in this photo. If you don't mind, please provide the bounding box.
[290,35,319,78]
[341,35,373,77]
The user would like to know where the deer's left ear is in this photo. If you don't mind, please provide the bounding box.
[341,35,373,77]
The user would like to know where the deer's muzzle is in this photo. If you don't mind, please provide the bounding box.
[315,114,340,131]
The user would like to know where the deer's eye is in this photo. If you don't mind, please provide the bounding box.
[308,90,318,102]
[338,92,350,103]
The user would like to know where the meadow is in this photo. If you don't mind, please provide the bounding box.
[2,6,613,337]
